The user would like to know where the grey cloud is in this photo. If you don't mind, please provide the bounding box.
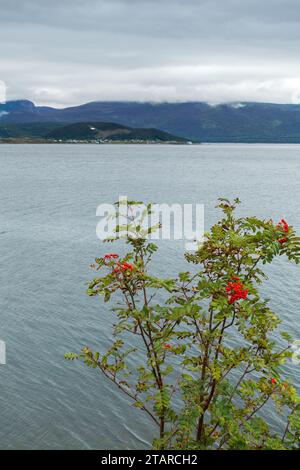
[1,0,300,106]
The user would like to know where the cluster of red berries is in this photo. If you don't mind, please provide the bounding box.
[113,261,134,274]
[226,276,249,305]
[270,378,289,390]
[277,219,289,244]
[104,253,119,260]
[277,219,289,233]
[103,254,134,274]
[269,378,291,397]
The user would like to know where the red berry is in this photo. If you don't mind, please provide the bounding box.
[277,219,289,233]
[226,277,249,305]
[104,253,119,259]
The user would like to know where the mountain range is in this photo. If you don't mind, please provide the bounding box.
[2,100,300,142]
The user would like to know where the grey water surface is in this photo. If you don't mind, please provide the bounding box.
[0,144,299,449]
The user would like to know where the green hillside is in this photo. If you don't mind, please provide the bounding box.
[0,121,191,143]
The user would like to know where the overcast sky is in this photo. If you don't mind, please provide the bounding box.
[1,0,300,107]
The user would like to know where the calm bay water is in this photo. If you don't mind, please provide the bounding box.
[0,143,299,449]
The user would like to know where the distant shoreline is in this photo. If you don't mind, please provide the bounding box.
[1,139,300,145]
[0,139,195,145]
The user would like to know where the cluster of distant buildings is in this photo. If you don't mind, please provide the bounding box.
[49,139,193,145]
